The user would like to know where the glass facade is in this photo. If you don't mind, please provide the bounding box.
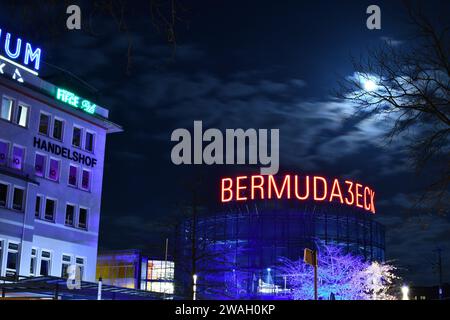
[96,250,175,295]
[174,201,385,299]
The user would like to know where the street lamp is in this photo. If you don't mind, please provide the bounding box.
[401,285,410,300]
[193,274,198,300]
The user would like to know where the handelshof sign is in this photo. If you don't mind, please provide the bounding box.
[56,88,97,115]
[34,136,98,168]
[0,28,41,84]
[221,174,376,214]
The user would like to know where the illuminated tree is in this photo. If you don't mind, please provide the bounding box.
[351,261,399,300]
[279,243,400,300]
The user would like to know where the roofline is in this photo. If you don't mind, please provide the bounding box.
[0,75,123,134]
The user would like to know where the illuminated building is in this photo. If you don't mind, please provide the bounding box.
[0,29,122,282]
[96,250,175,295]
[174,174,385,299]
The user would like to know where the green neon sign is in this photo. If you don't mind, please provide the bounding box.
[56,88,97,115]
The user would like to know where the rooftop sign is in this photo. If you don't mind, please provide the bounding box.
[0,28,42,74]
[56,88,97,115]
[221,174,376,214]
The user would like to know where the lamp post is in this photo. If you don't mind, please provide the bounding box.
[97,277,102,301]
[401,285,409,300]
[193,274,198,300]
[303,248,318,300]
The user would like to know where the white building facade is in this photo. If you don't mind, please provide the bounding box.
[0,34,121,282]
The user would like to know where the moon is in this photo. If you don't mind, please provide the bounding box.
[363,79,378,92]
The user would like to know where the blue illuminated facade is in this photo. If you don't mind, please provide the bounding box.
[174,200,385,299]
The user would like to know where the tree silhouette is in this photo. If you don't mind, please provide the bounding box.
[337,4,449,214]
[4,0,188,74]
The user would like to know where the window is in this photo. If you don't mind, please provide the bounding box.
[1,97,13,121]
[78,208,88,230]
[6,242,19,277]
[0,141,9,166]
[34,153,46,177]
[30,249,37,276]
[65,204,75,226]
[61,255,72,278]
[12,187,24,211]
[72,127,82,148]
[53,118,64,141]
[40,251,51,276]
[85,132,95,152]
[48,158,60,181]
[38,113,50,135]
[68,165,78,187]
[11,145,25,170]
[35,195,42,218]
[81,169,90,191]
[76,257,85,281]
[15,104,29,127]
[0,183,7,207]
[44,198,56,221]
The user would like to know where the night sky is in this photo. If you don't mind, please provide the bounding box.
[1,0,449,286]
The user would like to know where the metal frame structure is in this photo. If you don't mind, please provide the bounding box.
[0,276,167,300]
[174,200,385,299]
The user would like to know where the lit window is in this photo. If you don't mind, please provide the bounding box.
[48,158,60,181]
[11,145,25,170]
[6,242,19,277]
[61,255,72,278]
[85,132,95,152]
[81,169,90,191]
[68,165,78,187]
[1,97,13,121]
[12,187,24,211]
[15,104,29,127]
[53,118,64,141]
[72,127,82,148]
[0,183,8,207]
[40,251,51,276]
[30,249,37,276]
[35,195,42,218]
[0,140,9,166]
[65,204,75,226]
[44,198,56,221]
[38,113,50,135]
[34,153,46,177]
[78,208,88,230]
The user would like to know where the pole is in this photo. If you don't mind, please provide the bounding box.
[437,248,443,300]
[193,274,197,300]
[314,250,318,300]
[164,238,169,300]
[97,277,102,301]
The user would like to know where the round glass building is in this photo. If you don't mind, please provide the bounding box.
[174,195,385,300]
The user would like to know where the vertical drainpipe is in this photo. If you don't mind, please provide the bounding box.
[18,181,31,280]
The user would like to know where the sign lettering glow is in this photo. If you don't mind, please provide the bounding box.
[0,28,42,72]
[56,88,97,115]
[221,174,376,214]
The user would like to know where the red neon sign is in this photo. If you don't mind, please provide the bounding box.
[221,174,376,214]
